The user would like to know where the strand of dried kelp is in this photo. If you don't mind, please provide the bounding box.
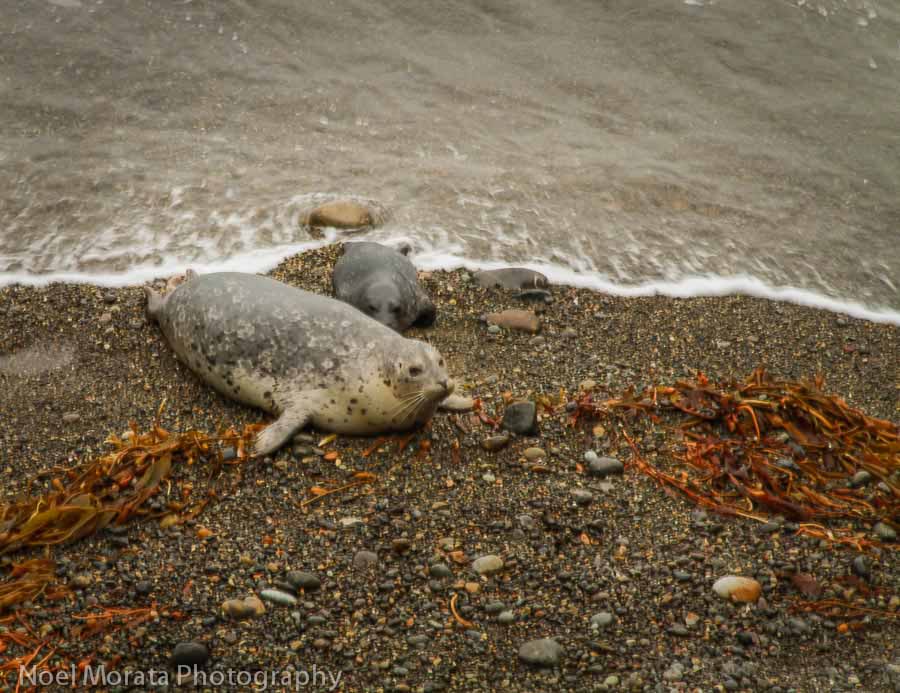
[574,368,899,551]
[0,421,260,555]
[0,418,261,613]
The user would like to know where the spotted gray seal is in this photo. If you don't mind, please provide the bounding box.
[145,272,453,456]
[332,242,436,332]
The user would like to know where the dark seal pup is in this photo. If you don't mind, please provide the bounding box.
[145,272,453,456]
[332,242,436,332]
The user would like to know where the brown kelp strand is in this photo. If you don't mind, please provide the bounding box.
[573,368,899,551]
[0,417,263,613]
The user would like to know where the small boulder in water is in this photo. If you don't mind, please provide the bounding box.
[304,200,375,229]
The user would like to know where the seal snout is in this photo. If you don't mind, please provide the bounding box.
[426,378,454,401]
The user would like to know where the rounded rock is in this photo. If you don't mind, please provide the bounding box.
[586,454,624,477]
[874,522,896,542]
[850,470,872,487]
[501,401,538,435]
[171,641,209,668]
[481,434,510,452]
[712,576,762,603]
[353,550,378,571]
[572,489,594,506]
[286,571,321,591]
[259,589,298,607]
[590,612,615,630]
[429,563,453,579]
[222,597,265,620]
[851,555,871,579]
[472,555,504,576]
[518,638,563,667]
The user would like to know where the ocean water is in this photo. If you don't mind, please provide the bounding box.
[1,0,898,323]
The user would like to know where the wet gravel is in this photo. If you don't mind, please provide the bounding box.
[0,244,898,692]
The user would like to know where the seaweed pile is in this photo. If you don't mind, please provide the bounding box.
[0,415,262,612]
[574,368,899,551]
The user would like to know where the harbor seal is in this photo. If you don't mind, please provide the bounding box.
[145,272,453,456]
[332,242,436,332]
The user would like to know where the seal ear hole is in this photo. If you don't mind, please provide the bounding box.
[409,366,423,377]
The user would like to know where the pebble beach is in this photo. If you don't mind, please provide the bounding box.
[1,244,898,692]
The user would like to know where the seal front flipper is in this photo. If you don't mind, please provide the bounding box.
[252,404,312,458]
[144,286,166,322]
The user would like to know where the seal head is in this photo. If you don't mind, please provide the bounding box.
[145,271,452,456]
[332,242,436,332]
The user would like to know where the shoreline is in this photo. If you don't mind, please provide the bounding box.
[1,244,898,692]
[3,245,900,328]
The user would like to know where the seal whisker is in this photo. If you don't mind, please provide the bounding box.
[394,389,425,406]
[390,389,425,411]
[392,395,424,420]
[391,392,426,422]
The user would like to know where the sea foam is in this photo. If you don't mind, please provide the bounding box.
[1,237,898,326]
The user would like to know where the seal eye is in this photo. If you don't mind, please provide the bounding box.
[390,305,401,315]
[409,366,423,377]
[367,304,378,313]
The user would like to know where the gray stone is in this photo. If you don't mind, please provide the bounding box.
[663,662,684,682]
[788,617,809,634]
[517,514,536,531]
[590,612,614,630]
[286,571,321,591]
[171,641,209,668]
[572,489,594,506]
[475,268,549,290]
[353,550,378,570]
[472,555,504,576]
[874,522,896,542]
[518,638,563,667]
[850,470,872,487]
[501,401,538,435]
[429,563,453,579]
[586,454,624,477]
[259,589,298,607]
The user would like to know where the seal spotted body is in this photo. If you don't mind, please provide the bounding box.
[332,242,436,332]
[145,272,453,456]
